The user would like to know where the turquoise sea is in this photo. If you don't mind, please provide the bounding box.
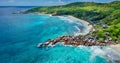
[0,6,120,63]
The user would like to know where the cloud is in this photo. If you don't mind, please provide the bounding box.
[58,0,65,4]
[58,0,62,2]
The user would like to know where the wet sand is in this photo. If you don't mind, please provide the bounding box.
[110,44,120,53]
[59,15,94,35]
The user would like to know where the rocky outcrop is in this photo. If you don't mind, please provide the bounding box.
[37,35,119,48]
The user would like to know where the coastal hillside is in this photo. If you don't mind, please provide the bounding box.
[25,1,120,42]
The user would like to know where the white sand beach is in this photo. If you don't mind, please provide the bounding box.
[110,44,120,53]
[59,15,94,35]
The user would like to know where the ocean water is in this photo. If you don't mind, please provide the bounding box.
[0,6,120,63]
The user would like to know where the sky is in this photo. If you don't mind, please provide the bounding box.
[0,0,118,6]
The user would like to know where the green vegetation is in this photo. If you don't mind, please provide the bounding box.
[26,1,120,42]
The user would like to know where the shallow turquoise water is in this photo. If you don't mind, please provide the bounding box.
[0,6,119,63]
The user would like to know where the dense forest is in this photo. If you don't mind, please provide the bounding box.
[25,1,120,42]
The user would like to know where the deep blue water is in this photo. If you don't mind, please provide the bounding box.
[0,6,120,63]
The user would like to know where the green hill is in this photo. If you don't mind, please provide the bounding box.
[26,1,120,42]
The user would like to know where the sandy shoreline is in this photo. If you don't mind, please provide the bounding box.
[35,12,94,32]
[35,12,94,35]
[110,44,120,53]
[63,15,94,35]
[57,15,94,35]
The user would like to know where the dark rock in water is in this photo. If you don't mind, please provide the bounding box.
[37,43,44,48]
[115,60,120,63]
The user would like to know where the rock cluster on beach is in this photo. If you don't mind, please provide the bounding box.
[37,35,119,48]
